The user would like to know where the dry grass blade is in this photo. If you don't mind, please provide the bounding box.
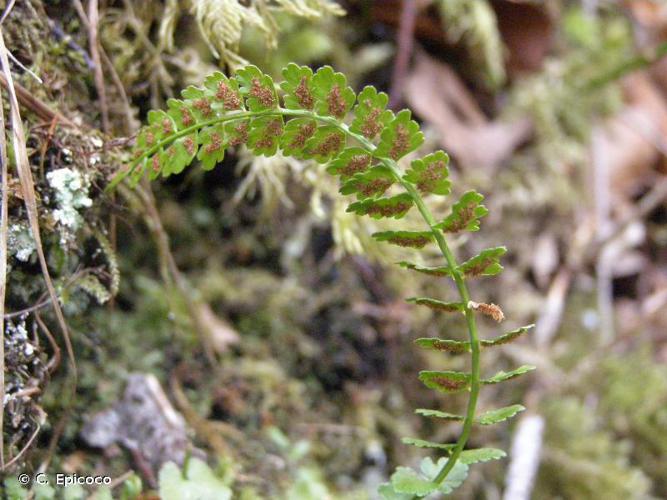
[0,50,7,470]
[0,29,77,377]
[87,0,109,134]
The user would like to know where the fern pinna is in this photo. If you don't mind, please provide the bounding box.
[109,64,535,498]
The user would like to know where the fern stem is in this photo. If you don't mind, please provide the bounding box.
[401,180,481,486]
[117,106,481,486]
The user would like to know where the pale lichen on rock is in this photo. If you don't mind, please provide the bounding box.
[46,167,93,243]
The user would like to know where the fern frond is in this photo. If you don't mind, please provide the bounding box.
[110,63,534,498]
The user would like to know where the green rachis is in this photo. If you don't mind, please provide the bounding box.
[109,63,535,498]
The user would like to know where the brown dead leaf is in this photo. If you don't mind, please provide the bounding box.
[595,73,667,206]
[405,51,532,170]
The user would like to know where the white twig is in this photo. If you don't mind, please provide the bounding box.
[503,414,545,500]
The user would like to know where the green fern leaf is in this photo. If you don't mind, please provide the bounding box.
[162,133,198,175]
[203,72,243,111]
[375,110,423,160]
[458,246,507,277]
[281,63,315,110]
[279,118,316,158]
[401,438,457,451]
[197,124,226,170]
[372,231,434,248]
[146,109,176,142]
[247,116,284,156]
[398,261,454,277]
[406,297,464,313]
[480,325,534,347]
[111,64,537,497]
[482,365,536,385]
[420,458,469,495]
[311,66,356,118]
[419,370,471,393]
[415,409,464,421]
[346,193,414,219]
[224,120,250,148]
[236,65,278,111]
[459,448,506,465]
[350,86,393,140]
[166,98,197,129]
[403,151,451,195]
[389,456,471,496]
[414,337,470,354]
[378,483,412,500]
[339,166,395,199]
[477,405,526,425]
[390,467,438,497]
[304,126,346,162]
[435,191,489,233]
[326,148,373,179]
[181,86,216,120]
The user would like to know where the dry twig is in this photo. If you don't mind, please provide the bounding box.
[389,0,417,110]
[0,45,7,469]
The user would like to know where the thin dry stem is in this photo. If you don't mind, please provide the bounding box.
[87,0,110,134]
[0,49,7,469]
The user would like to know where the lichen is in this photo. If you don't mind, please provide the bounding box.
[7,222,36,262]
[46,167,93,242]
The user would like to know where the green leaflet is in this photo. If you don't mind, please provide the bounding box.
[236,65,278,111]
[458,246,507,277]
[350,86,393,140]
[459,448,507,464]
[420,458,469,495]
[143,109,174,145]
[481,324,534,347]
[415,325,534,355]
[162,133,198,176]
[477,404,526,425]
[372,231,434,249]
[419,370,471,393]
[403,150,451,195]
[385,458,468,498]
[166,98,196,129]
[406,297,465,313]
[326,148,373,179]
[416,405,525,426]
[280,118,317,158]
[483,365,536,384]
[378,483,412,500]
[346,193,414,219]
[389,467,438,497]
[398,261,454,277]
[415,409,464,421]
[203,72,243,111]
[224,120,250,148]
[339,166,395,199]
[414,337,470,354]
[436,190,489,233]
[375,110,424,160]
[304,125,346,162]
[281,63,315,110]
[311,66,356,118]
[197,125,225,170]
[247,116,284,156]
[402,438,457,451]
